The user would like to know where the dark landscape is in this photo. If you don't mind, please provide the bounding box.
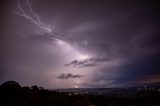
[0,81,160,106]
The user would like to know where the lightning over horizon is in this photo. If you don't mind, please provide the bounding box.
[0,0,159,89]
[13,0,93,88]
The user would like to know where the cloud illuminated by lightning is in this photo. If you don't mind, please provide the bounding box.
[14,0,92,88]
[15,0,52,33]
[15,0,92,65]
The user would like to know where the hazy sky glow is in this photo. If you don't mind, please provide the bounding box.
[0,0,159,88]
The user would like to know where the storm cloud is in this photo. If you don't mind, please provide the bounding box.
[57,73,83,80]
[65,57,113,67]
[0,0,159,88]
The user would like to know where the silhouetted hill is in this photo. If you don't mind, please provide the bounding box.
[0,81,160,106]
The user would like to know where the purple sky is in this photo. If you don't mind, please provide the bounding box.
[0,0,159,88]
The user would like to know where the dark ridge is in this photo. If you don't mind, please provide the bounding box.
[0,81,160,106]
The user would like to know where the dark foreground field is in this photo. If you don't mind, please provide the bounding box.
[0,81,160,106]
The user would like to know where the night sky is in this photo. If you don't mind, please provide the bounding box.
[0,0,159,88]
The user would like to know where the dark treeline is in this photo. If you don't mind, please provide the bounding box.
[0,81,160,106]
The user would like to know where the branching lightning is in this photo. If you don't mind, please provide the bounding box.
[14,0,90,88]
[15,0,52,33]
[14,0,90,60]
[15,0,90,60]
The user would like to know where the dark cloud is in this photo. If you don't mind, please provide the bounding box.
[89,53,160,87]
[57,73,83,80]
[65,57,113,67]
[80,63,97,68]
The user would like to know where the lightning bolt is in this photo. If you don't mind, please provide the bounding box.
[14,0,68,42]
[14,0,88,88]
[15,0,52,33]
[15,0,89,61]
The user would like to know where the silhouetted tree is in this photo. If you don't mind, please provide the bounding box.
[0,81,160,106]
